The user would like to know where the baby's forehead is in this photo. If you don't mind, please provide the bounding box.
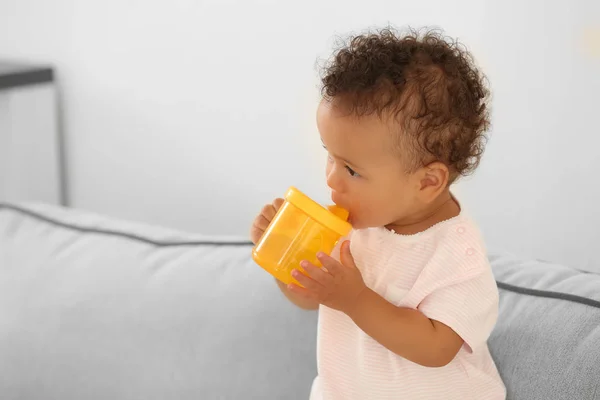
[318,100,410,157]
[334,123,405,166]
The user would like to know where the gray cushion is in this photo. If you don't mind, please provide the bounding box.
[490,254,600,400]
[0,203,317,400]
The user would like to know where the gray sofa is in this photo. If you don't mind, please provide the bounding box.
[0,202,598,400]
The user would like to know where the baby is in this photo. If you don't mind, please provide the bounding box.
[250,27,506,400]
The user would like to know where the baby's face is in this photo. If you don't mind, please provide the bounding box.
[317,101,423,229]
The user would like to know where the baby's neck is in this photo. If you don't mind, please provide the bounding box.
[385,191,460,236]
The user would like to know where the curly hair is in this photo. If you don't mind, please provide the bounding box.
[320,27,491,181]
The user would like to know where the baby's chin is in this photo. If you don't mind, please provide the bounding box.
[347,212,357,227]
[347,214,368,230]
[348,215,393,230]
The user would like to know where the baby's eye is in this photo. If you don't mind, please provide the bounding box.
[345,165,360,177]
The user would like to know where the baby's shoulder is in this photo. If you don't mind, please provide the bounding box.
[421,214,492,284]
[349,214,490,282]
[350,213,487,256]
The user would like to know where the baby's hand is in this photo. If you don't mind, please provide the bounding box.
[249,198,284,245]
[289,240,367,315]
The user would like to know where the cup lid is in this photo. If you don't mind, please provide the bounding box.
[284,187,352,236]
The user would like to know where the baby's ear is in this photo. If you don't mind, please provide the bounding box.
[417,162,449,203]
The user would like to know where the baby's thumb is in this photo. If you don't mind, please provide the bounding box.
[340,241,357,269]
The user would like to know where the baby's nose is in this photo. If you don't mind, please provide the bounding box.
[326,178,339,195]
[326,168,341,191]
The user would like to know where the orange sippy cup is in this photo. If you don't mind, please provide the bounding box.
[252,186,352,285]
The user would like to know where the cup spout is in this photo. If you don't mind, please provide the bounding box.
[327,205,349,221]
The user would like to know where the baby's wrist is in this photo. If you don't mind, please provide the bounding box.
[345,286,374,319]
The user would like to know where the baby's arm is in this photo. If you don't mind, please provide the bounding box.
[290,243,464,365]
[347,290,464,367]
[289,240,496,367]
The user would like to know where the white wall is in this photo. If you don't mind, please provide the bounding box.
[0,0,598,270]
[459,0,600,272]
[0,84,62,205]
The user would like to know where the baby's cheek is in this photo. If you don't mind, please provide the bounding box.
[352,206,379,228]
[349,200,363,222]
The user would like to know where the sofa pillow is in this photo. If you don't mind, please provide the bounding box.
[490,254,600,400]
[0,203,318,400]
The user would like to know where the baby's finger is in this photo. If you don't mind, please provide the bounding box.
[301,261,333,285]
[317,252,342,275]
[273,198,285,210]
[261,204,278,221]
[287,282,318,300]
[249,225,262,244]
[255,214,271,231]
[291,269,323,292]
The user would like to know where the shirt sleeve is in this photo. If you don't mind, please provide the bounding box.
[417,268,499,353]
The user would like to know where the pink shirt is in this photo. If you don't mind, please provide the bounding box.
[310,211,506,400]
